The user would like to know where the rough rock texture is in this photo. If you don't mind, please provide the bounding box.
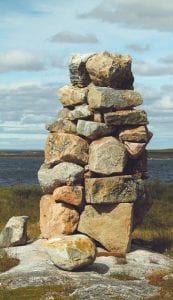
[85,176,138,204]
[58,105,93,121]
[124,141,146,159]
[53,185,84,207]
[69,53,94,86]
[86,51,134,89]
[44,133,89,166]
[77,120,114,140]
[78,203,133,253]
[38,162,84,194]
[0,216,28,248]
[119,125,149,142]
[88,85,142,111]
[89,136,127,175]
[40,195,79,238]
[104,110,148,125]
[46,118,77,134]
[94,112,103,122]
[125,150,148,179]
[42,235,96,271]
[58,85,88,106]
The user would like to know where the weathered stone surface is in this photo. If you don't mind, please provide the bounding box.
[119,125,149,142]
[124,141,146,159]
[69,53,94,86]
[104,110,148,125]
[77,120,114,140]
[38,162,84,194]
[78,203,133,253]
[94,112,103,122]
[89,136,127,175]
[43,234,96,271]
[40,195,79,238]
[85,176,138,204]
[88,85,142,111]
[46,118,77,134]
[58,85,88,107]
[53,185,84,207]
[0,216,28,248]
[86,51,134,89]
[58,105,93,121]
[45,133,89,166]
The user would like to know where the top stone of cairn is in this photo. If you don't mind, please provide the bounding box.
[69,51,134,89]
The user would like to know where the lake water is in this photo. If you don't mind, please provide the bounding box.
[0,153,173,186]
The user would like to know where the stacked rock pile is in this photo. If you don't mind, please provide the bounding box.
[38,51,152,256]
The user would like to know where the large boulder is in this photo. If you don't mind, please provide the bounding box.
[42,234,96,271]
[40,195,79,238]
[38,162,84,194]
[58,105,93,121]
[86,51,134,89]
[77,120,114,140]
[69,53,94,86]
[88,85,142,111]
[58,85,88,107]
[44,133,89,166]
[0,216,29,248]
[85,176,138,204]
[53,185,84,207]
[78,203,133,254]
[46,118,77,134]
[89,136,127,175]
[104,110,148,126]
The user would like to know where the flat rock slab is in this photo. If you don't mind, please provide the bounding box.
[53,185,84,207]
[119,125,149,142]
[88,85,142,111]
[78,203,133,253]
[85,176,138,204]
[77,120,114,140]
[58,105,93,121]
[89,136,127,175]
[45,133,89,166]
[46,118,77,134]
[40,195,79,238]
[38,162,84,194]
[69,53,94,86]
[104,110,148,125]
[86,51,134,89]
[58,85,88,106]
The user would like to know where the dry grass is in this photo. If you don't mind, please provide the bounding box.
[0,251,19,273]
[146,270,173,299]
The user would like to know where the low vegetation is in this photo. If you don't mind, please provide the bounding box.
[0,250,20,273]
[146,270,173,299]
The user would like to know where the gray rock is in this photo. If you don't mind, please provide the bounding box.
[38,162,84,193]
[58,84,88,107]
[89,136,127,175]
[69,53,95,86]
[42,234,96,271]
[88,85,143,111]
[58,105,93,121]
[77,120,114,140]
[45,118,77,134]
[0,216,29,248]
[86,51,134,88]
[85,176,138,204]
[104,110,148,125]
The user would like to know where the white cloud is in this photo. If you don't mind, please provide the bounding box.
[50,31,99,44]
[134,60,173,76]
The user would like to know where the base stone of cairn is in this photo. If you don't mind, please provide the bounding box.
[38,51,153,256]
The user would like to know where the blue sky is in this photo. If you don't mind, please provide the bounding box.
[0,0,173,150]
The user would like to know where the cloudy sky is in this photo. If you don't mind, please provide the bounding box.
[1,0,173,150]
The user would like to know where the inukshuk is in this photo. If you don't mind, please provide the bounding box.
[38,51,153,256]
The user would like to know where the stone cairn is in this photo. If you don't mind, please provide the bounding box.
[38,51,153,256]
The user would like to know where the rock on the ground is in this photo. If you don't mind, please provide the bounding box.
[52,185,84,207]
[44,133,89,166]
[0,216,29,248]
[89,136,127,175]
[58,105,93,121]
[78,203,133,254]
[104,110,148,125]
[42,234,96,271]
[86,51,134,89]
[118,125,149,142]
[124,141,146,158]
[58,85,88,106]
[85,176,138,204]
[77,120,114,140]
[40,195,79,238]
[38,162,84,194]
[88,85,142,111]
[46,118,77,134]
[69,53,94,86]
